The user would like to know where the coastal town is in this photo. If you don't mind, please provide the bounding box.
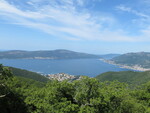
[46,73,82,81]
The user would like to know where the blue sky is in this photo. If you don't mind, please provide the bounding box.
[0,0,150,54]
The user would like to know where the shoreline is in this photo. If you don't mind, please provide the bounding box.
[99,59,150,72]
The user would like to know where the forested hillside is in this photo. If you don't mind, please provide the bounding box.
[96,71,150,86]
[9,67,49,82]
[1,64,150,113]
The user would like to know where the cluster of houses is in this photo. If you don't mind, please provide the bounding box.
[46,73,81,81]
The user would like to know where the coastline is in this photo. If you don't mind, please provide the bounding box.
[99,59,150,72]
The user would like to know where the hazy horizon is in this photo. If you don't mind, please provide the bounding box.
[0,49,149,55]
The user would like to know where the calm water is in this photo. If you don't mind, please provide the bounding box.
[0,59,130,77]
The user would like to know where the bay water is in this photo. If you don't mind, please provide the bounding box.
[0,59,130,77]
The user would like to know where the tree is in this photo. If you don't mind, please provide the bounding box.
[0,64,28,113]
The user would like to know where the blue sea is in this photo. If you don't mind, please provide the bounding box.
[0,59,130,77]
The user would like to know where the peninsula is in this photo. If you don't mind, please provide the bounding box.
[100,52,150,71]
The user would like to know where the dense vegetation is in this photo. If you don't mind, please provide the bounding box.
[1,65,150,113]
[9,67,49,82]
[111,52,150,68]
[96,71,150,86]
[0,50,99,59]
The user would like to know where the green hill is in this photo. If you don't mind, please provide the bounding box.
[0,49,100,59]
[9,67,49,82]
[96,71,150,85]
[111,52,150,68]
[1,64,150,113]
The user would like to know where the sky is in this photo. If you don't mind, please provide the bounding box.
[0,0,150,54]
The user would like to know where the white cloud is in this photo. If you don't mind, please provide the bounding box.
[142,0,150,4]
[0,0,48,19]
[76,0,85,6]
[0,0,148,42]
[116,5,149,18]
[115,4,150,41]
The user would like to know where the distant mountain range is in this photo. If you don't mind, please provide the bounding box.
[0,49,100,59]
[111,52,150,69]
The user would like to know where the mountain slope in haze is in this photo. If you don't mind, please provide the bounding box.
[99,54,121,59]
[96,71,150,85]
[0,49,100,59]
[111,52,150,69]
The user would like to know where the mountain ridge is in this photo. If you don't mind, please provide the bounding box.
[0,49,100,59]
